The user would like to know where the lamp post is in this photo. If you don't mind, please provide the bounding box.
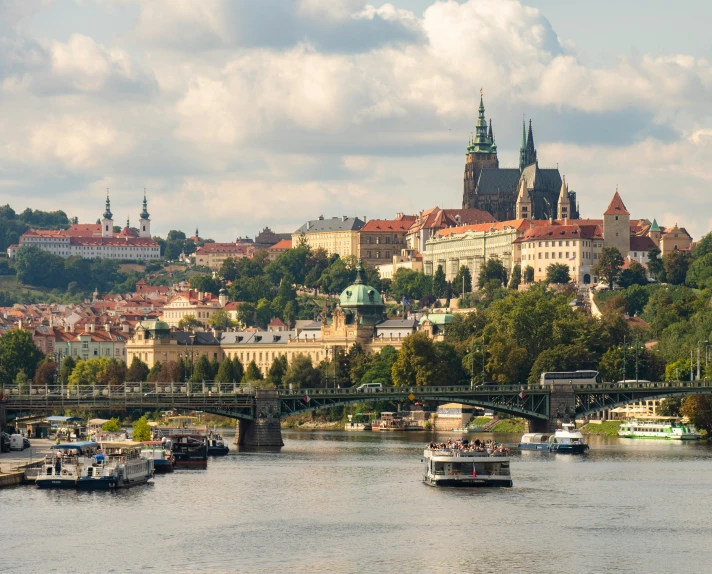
[474,340,488,386]
[697,340,709,381]
[189,334,196,384]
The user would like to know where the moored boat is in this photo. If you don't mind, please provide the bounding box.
[141,441,175,472]
[207,435,229,456]
[618,419,700,440]
[36,441,99,489]
[76,441,154,490]
[167,435,208,469]
[518,423,588,453]
[423,441,513,487]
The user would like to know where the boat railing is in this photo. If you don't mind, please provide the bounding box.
[427,448,509,458]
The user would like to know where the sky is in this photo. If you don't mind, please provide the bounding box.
[1,0,711,241]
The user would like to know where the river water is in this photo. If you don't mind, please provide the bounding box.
[3,431,712,574]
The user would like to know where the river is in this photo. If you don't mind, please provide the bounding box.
[2,431,712,574]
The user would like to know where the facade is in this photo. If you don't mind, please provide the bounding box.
[292,216,365,258]
[658,224,693,255]
[423,219,530,281]
[407,207,495,254]
[194,243,255,270]
[267,239,292,261]
[9,193,160,261]
[461,94,578,222]
[35,323,129,362]
[161,289,228,328]
[358,218,412,268]
[376,250,423,280]
[603,191,631,256]
[254,227,291,251]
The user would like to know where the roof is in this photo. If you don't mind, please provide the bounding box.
[67,224,101,237]
[515,223,602,243]
[435,218,530,237]
[195,243,255,255]
[419,313,454,325]
[629,236,657,252]
[269,239,292,250]
[475,168,521,196]
[375,319,418,329]
[360,219,413,233]
[69,237,158,247]
[650,218,660,232]
[339,266,384,308]
[409,207,496,234]
[220,331,294,345]
[294,216,365,234]
[604,192,630,216]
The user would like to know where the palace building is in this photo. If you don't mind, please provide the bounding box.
[8,192,160,261]
[461,93,579,222]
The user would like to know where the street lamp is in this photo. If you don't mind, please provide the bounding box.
[697,340,709,381]
[473,340,488,387]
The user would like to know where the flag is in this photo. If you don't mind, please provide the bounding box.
[303,395,310,403]
[569,256,575,261]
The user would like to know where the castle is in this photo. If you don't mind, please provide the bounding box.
[462,92,579,222]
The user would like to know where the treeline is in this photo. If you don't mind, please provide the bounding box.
[0,204,72,251]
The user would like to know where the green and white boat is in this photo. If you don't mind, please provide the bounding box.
[618,419,700,440]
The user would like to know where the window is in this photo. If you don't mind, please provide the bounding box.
[93,349,98,356]
[615,216,618,220]
[545,253,549,259]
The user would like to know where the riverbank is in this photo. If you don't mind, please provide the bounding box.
[580,421,621,435]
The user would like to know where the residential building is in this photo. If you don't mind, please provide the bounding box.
[292,216,366,258]
[658,224,693,255]
[194,243,255,270]
[161,289,228,328]
[9,193,160,261]
[358,218,412,268]
[407,207,496,254]
[376,249,423,280]
[267,239,292,261]
[254,227,291,251]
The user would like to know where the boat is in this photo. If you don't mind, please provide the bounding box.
[451,426,484,433]
[207,435,229,456]
[167,435,208,469]
[36,441,99,489]
[373,412,406,431]
[519,423,589,453]
[141,441,175,472]
[76,441,154,490]
[153,416,208,439]
[618,419,701,440]
[422,442,513,487]
[344,413,372,431]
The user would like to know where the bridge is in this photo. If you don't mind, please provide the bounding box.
[2,380,712,447]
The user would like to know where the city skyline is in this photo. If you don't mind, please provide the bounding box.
[1,0,711,241]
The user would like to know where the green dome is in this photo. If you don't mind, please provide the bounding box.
[141,319,170,331]
[337,262,385,326]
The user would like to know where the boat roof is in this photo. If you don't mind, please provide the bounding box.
[50,441,98,450]
[141,441,163,445]
[47,416,83,422]
[100,440,142,449]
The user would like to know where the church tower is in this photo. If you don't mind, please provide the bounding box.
[557,177,570,221]
[139,189,151,238]
[462,90,499,209]
[519,119,538,172]
[603,190,630,256]
[101,190,114,238]
[515,178,532,220]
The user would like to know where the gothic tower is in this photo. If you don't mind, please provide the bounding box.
[519,119,538,172]
[139,189,151,238]
[462,91,499,208]
[101,190,114,238]
[603,190,630,256]
[557,177,570,221]
[515,178,532,220]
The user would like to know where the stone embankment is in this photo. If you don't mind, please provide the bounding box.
[0,439,52,489]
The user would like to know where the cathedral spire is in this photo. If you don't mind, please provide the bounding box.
[140,188,150,220]
[526,119,537,166]
[103,189,113,220]
[519,119,528,172]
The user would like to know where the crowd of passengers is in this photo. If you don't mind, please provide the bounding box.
[427,439,509,455]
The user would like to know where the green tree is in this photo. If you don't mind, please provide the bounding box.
[545,263,571,285]
[232,357,245,384]
[529,344,592,383]
[14,369,29,392]
[681,395,712,432]
[592,247,624,289]
[523,265,534,283]
[0,328,44,385]
[267,355,289,388]
[126,356,150,383]
[146,360,162,382]
[208,309,235,330]
[686,252,712,289]
[663,250,690,285]
[646,248,664,281]
[452,265,472,296]
[236,303,257,327]
[283,301,296,329]
[15,246,67,289]
[657,398,682,417]
[392,332,440,386]
[215,357,234,383]
[283,354,320,389]
[58,356,76,386]
[665,358,691,381]
[209,357,220,379]
[132,416,152,442]
[361,346,398,386]
[617,261,648,288]
[102,418,121,432]
[433,265,447,298]
[509,264,522,289]
[477,258,507,289]
[598,347,624,382]
[192,355,212,382]
[178,314,203,330]
[243,360,264,383]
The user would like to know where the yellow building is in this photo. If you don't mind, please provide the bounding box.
[659,223,693,255]
[292,216,365,258]
[161,289,229,328]
[194,243,255,271]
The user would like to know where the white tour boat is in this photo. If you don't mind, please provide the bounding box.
[519,423,589,453]
[423,443,513,487]
[618,419,700,440]
[76,441,154,490]
[36,441,100,489]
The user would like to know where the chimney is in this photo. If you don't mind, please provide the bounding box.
[342,215,347,222]
[87,323,95,333]
[306,221,311,230]
[529,221,534,229]
[564,216,568,225]
[122,323,129,333]
[68,323,74,333]
[105,323,111,331]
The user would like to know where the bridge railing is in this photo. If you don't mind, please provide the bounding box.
[571,380,712,392]
[279,384,549,398]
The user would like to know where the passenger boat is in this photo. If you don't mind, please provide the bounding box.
[207,435,229,456]
[618,419,701,440]
[422,443,513,487]
[141,441,175,472]
[76,441,154,490]
[373,412,406,431]
[167,435,208,469]
[451,426,484,433]
[519,423,589,453]
[153,416,208,439]
[36,441,99,489]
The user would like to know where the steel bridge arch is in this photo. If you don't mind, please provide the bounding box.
[576,387,712,418]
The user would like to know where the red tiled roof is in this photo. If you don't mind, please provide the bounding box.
[195,243,255,255]
[436,219,531,237]
[629,236,657,252]
[515,223,602,243]
[360,219,413,233]
[269,239,292,250]
[69,237,158,247]
[67,224,101,237]
[604,192,630,216]
[117,227,139,238]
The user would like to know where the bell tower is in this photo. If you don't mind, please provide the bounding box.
[462,89,499,209]
[139,189,151,238]
[101,190,114,238]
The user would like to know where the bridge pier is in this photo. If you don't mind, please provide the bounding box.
[526,383,577,433]
[234,390,283,448]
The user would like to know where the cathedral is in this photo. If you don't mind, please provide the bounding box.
[462,93,579,222]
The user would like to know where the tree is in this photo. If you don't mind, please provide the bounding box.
[208,309,235,330]
[232,357,245,384]
[665,358,691,382]
[509,264,521,289]
[215,357,234,383]
[267,355,289,387]
[681,395,712,432]
[34,361,56,389]
[592,247,624,289]
[477,258,507,289]
[102,418,121,432]
[523,265,534,283]
[236,303,257,328]
[686,252,712,289]
[433,265,447,298]
[283,301,296,329]
[158,361,182,383]
[282,354,320,389]
[545,263,571,285]
[59,356,76,386]
[0,328,44,385]
[646,248,664,281]
[657,398,682,417]
[192,355,212,382]
[392,332,440,386]
[529,344,592,383]
[14,369,29,392]
[663,250,690,285]
[132,416,152,442]
[452,265,472,296]
[243,360,264,383]
[126,357,150,383]
[15,246,67,289]
[178,314,203,330]
[617,261,648,288]
[146,360,162,382]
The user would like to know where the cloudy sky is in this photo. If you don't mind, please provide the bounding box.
[2,0,711,241]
